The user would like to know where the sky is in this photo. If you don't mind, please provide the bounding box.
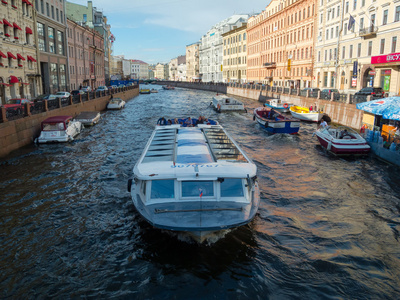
[68,0,271,64]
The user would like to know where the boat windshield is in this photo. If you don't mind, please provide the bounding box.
[182,181,214,197]
[220,179,244,197]
[42,122,65,131]
[151,180,175,199]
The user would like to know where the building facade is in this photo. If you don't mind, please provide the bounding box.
[35,0,69,94]
[247,0,316,88]
[1,0,41,103]
[314,0,400,95]
[130,59,149,79]
[222,24,248,83]
[186,42,200,82]
[200,14,251,83]
[169,57,178,80]
[155,63,168,80]
[66,0,112,85]
[110,54,123,79]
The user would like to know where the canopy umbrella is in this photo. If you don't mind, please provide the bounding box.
[356,97,400,121]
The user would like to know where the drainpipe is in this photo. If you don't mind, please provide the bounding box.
[335,0,345,90]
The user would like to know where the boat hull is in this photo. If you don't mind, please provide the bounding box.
[254,108,300,134]
[289,107,324,122]
[316,132,370,155]
[130,183,260,243]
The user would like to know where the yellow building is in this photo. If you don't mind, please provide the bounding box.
[0,0,41,103]
[155,63,168,80]
[186,42,200,82]
[222,24,248,83]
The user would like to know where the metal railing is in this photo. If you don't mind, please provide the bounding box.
[300,90,307,97]
[320,92,331,100]
[333,93,347,103]
[310,90,319,98]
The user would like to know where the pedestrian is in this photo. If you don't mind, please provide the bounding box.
[318,119,328,129]
[309,105,313,112]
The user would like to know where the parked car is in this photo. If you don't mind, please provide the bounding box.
[118,84,126,88]
[107,86,113,90]
[2,98,34,118]
[354,87,385,100]
[54,92,71,99]
[70,90,85,96]
[81,86,92,93]
[321,89,339,99]
[96,86,108,92]
[35,94,57,101]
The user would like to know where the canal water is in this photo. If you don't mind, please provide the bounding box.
[1,85,400,299]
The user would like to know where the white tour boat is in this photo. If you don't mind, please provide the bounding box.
[212,94,246,112]
[74,111,101,126]
[314,126,370,155]
[107,98,126,110]
[128,117,260,243]
[36,116,82,143]
[289,105,324,122]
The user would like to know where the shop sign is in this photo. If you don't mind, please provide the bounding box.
[353,61,358,76]
[352,77,357,87]
[369,70,376,75]
[383,70,391,75]
[371,52,400,64]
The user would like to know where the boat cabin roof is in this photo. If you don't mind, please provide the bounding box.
[42,116,72,124]
[134,124,256,180]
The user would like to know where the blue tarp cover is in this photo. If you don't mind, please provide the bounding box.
[356,97,400,120]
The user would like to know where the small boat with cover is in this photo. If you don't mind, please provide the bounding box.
[314,126,370,155]
[253,107,300,134]
[74,111,100,126]
[289,105,324,122]
[212,94,246,112]
[264,98,293,113]
[107,98,125,110]
[36,116,82,143]
[128,117,260,243]
[162,85,175,90]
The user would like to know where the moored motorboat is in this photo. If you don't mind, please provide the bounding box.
[253,107,300,134]
[127,118,260,243]
[74,111,100,126]
[314,126,370,155]
[140,89,151,94]
[162,85,175,90]
[150,89,158,93]
[212,94,246,112]
[107,98,125,110]
[264,98,293,113]
[36,116,82,143]
[289,105,324,122]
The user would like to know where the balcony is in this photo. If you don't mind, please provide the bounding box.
[263,62,276,69]
[359,26,378,38]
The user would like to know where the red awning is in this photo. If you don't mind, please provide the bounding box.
[3,19,13,27]
[23,0,33,5]
[17,53,25,60]
[27,55,37,62]
[0,51,6,58]
[10,76,19,84]
[13,22,22,30]
[0,20,3,25]
[7,52,17,59]
[25,27,33,34]
[0,83,12,87]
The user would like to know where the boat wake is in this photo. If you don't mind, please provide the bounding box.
[266,133,300,142]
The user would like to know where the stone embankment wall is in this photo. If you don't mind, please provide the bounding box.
[158,81,363,129]
[0,88,138,158]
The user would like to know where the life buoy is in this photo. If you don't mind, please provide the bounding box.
[283,103,289,108]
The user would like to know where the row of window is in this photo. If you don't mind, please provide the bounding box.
[247,66,311,79]
[248,47,313,67]
[35,0,64,24]
[249,5,315,41]
[223,33,246,45]
[2,23,33,45]
[224,45,246,55]
[0,55,35,69]
[37,22,64,55]
[248,25,313,55]
[223,56,247,66]
[318,36,398,62]
[3,0,32,16]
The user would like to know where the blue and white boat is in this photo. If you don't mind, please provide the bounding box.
[254,107,300,134]
[128,117,260,243]
[264,98,293,113]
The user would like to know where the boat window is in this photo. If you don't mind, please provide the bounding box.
[182,181,214,197]
[151,180,174,199]
[43,122,65,131]
[221,179,244,197]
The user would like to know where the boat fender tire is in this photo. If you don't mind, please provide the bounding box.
[127,179,132,193]
[283,103,289,109]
